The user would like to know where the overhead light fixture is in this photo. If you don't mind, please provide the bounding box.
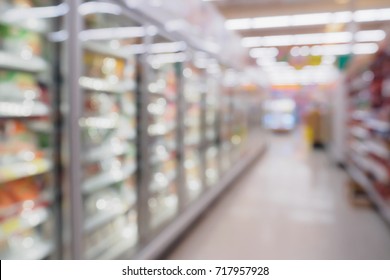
[226,8,390,30]
[252,16,290,29]
[242,30,385,47]
[250,47,279,58]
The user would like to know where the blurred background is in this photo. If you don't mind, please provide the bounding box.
[0,0,390,260]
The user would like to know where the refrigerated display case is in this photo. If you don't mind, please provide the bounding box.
[220,70,234,174]
[144,37,182,233]
[77,5,140,259]
[203,69,220,188]
[0,0,62,259]
[182,62,204,202]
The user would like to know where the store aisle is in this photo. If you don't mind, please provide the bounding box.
[167,131,390,259]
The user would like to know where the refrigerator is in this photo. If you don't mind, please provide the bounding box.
[182,62,204,203]
[142,35,182,235]
[0,0,62,259]
[76,4,140,259]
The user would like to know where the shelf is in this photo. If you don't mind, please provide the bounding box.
[148,122,176,136]
[350,126,369,139]
[0,101,50,118]
[365,118,390,133]
[82,163,137,195]
[80,76,135,94]
[365,140,390,159]
[79,115,119,129]
[83,42,130,60]
[0,158,52,184]
[347,164,390,223]
[0,51,47,73]
[84,205,131,234]
[84,141,130,163]
[0,240,53,260]
[0,207,49,241]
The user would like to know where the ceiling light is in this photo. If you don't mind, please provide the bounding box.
[355,30,386,42]
[291,13,331,26]
[252,16,290,29]
[226,8,390,30]
[353,43,378,54]
[243,30,383,48]
[225,18,252,30]
[250,47,279,58]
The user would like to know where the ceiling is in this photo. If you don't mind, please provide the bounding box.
[205,0,390,85]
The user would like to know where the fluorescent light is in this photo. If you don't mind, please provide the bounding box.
[252,16,290,29]
[353,43,378,54]
[242,37,263,48]
[225,18,252,30]
[226,8,390,30]
[333,11,353,23]
[250,47,279,58]
[243,30,383,47]
[291,13,331,26]
[263,35,293,47]
[355,30,386,42]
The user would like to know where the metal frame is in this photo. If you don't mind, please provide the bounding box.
[65,0,84,260]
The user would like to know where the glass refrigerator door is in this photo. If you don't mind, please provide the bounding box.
[0,1,61,259]
[204,74,220,188]
[220,71,233,174]
[182,64,203,202]
[79,6,139,259]
[146,39,180,231]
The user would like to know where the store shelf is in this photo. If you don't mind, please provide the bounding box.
[79,76,135,94]
[83,42,130,60]
[0,158,52,184]
[0,207,49,241]
[82,163,137,195]
[0,51,47,73]
[365,118,390,133]
[148,122,176,136]
[79,115,119,129]
[84,141,130,163]
[0,240,53,260]
[347,164,390,223]
[84,205,132,234]
[0,101,50,118]
[350,126,369,139]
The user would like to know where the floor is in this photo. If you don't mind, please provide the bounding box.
[167,130,390,259]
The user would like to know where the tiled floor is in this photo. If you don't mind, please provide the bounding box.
[167,131,390,259]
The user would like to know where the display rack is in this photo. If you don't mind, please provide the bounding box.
[346,46,390,224]
[1,0,267,259]
[0,0,62,259]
